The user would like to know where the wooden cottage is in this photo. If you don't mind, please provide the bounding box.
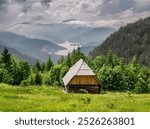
[63,59,101,94]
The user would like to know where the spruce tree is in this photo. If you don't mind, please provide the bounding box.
[66,52,71,67]
[45,56,53,71]
[34,72,42,85]
[35,60,41,71]
[0,48,11,68]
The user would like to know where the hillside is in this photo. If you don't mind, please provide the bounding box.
[8,23,115,45]
[90,16,150,67]
[0,31,66,63]
[70,27,114,45]
[0,43,36,64]
[7,23,115,55]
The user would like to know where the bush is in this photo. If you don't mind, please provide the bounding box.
[52,81,60,87]
[99,66,126,91]
[135,83,149,93]
[20,80,29,86]
[134,68,150,93]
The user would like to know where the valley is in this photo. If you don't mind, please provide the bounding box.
[0,22,115,63]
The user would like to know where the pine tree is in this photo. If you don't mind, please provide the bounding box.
[45,56,53,71]
[34,72,42,85]
[66,52,71,67]
[35,60,41,71]
[0,48,11,68]
[40,63,45,73]
[58,56,65,64]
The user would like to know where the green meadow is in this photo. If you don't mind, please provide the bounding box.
[0,84,150,112]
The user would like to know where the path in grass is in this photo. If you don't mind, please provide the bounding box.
[0,84,150,112]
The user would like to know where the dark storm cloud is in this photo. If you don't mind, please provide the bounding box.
[41,0,52,6]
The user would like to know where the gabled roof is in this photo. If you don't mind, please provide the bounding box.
[63,59,95,86]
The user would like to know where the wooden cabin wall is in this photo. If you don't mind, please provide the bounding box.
[69,76,99,85]
[67,75,101,94]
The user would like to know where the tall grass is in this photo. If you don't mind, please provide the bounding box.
[0,84,150,112]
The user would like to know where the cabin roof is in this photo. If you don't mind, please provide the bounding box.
[63,59,95,86]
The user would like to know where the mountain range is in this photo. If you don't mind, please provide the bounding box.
[0,43,36,64]
[0,31,65,63]
[90,16,150,67]
[0,22,115,63]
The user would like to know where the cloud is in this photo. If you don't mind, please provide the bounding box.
[0,0,9,11]
[100,0,136,15]
[0,0,150,28]
[133,0,150,13]
[0,0,7,5]
[41,0,52,6]
[13,0,27,3]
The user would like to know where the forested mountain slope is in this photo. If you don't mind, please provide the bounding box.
[90,16,150,66]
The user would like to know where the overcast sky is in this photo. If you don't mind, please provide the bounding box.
[0,0,150,29]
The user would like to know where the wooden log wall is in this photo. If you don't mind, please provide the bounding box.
[67,75,101,94]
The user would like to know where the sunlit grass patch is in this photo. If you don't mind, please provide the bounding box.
[0,84,150,112]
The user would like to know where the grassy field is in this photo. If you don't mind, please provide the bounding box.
[0,84,150,112]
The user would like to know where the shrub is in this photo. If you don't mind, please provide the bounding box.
[20,80,29,86]
[99,66,126,91]
[52,81,60,87]
[134,84,149,93]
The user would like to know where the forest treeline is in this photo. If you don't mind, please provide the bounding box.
[0,48,150,93]
[90,16,150,67]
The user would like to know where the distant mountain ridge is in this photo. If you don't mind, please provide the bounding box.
[0,43,36,64]
[0,31,66,63]
[6,22,115,56]
[7,23,115,45]
[0,23,115,63]
[90,16,150,67]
